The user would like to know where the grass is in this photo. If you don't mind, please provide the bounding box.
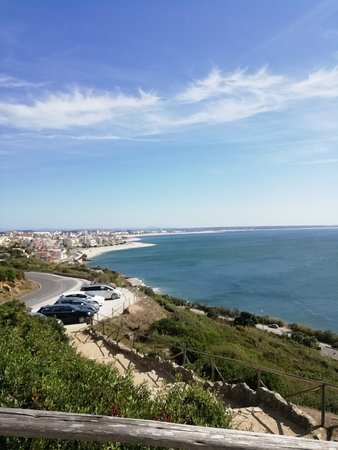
[96,292,338,414]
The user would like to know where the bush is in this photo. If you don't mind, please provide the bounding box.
[0,301,232,449]
[153,382,232,427]
[291,330,319,348]
[289,323,338,346]
[0,266,25,282]
[234,311,258,327]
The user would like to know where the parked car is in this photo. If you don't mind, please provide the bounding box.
[59,291,104,306]
[54,297,99,312]
[80,284,122,300]
[268,323,279,329]
[38,305,94,324]
[28,311,63,326]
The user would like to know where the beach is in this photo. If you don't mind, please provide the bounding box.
[78,241,155,259]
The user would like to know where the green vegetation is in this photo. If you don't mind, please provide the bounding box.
[233,311,258,327]
[289,322,338,347]
[290,330,319,349]
[127,288,338,414]
[0,301,232,449]
[0,266,24,282]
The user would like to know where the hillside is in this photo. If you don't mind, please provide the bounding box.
[94,289,338,415]
[0,301,232,449]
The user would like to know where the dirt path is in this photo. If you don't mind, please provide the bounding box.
[66,324,321,439]
[231,405,323,438]
[67,324,173,389]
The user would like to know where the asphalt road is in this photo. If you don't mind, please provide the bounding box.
[21,272,85,309]
[21,272,137,321]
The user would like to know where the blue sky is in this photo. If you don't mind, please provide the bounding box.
[1,0,338,229]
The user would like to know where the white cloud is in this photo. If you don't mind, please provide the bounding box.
[69,134,158,142]
[289,67,338,98]
[177,67,285,103]
[297,158,338,165]
[0,74,43,89]
[0,88,159,130]
[1,66,338,133]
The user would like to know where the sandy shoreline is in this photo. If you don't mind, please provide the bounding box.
[78,241,155,259]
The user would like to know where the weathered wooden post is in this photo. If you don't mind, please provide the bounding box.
[211,358,215,382]
[182,347,187,365]
[256,369,261,391]
[321,383,326,427]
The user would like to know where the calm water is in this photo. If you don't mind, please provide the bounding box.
[89,228,338,332]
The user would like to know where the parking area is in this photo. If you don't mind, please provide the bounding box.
[92,287,138,322]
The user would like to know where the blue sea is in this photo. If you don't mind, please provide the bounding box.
[89,228,338,332]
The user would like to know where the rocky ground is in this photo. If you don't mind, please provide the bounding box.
[0,279,37,303]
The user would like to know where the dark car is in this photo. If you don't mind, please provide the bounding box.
[54,297,99,312]
[28,311,63,326]
[38,305,94,324]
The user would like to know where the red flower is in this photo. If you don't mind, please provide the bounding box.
[110,405,120,416]
[156,411,172,422]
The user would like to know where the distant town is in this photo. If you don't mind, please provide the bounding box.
[1,226,336,262]
[0,229,171,262]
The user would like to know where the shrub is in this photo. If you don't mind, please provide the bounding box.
[0,301,232,449]
[234,311,258,327]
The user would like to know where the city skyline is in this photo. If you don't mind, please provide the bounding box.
[1,0,338,229]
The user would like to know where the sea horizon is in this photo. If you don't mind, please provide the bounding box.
[89,227,338,333]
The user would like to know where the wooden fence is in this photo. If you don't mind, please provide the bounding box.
[90,320,338,429]
[1,407,338,449]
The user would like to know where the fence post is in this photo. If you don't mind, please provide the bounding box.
[182,347,187,365]
[211,358,215,382]
[256,369,261,391]
[321,383,326,427]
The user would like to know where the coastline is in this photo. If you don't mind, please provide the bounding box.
[79,229,338,334]
[78,241,155,259]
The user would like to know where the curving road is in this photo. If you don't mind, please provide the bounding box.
[21,272,138,321]
[21,272,86,310]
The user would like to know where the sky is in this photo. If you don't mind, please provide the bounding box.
[1,0,338,230]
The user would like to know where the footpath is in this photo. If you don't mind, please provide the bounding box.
[66,323,324,439]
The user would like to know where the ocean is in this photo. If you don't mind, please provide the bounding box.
[89,228,338,332]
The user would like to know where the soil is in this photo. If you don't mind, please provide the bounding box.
[0,280,38,302]
[100,295,167,336]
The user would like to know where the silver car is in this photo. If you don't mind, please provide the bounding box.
[80,284,122,300]
[59,291,104,307]
[55,297,100,312]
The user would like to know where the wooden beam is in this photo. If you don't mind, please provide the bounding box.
[0,407,337,449]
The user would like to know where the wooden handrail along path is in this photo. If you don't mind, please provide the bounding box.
[0,407,338,449]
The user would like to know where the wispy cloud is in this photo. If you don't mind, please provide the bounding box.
[289,67,338,98]
[0,73,43,89]
[1,66,338,133]
[177,67,285,103]
[297,158,338,165]
[42,133,159,142]
[0,88,159,130]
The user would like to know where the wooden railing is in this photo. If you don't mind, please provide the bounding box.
[90,320,338,429]
[0,407,337,449]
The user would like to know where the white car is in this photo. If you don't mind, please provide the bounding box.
[59,291,104,307]
[80,284,122,300]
